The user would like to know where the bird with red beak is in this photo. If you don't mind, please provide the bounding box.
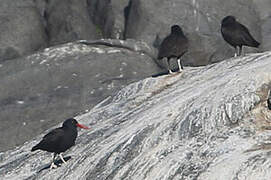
[31,118,89,169]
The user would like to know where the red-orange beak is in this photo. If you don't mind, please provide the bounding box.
[76,123,90,129]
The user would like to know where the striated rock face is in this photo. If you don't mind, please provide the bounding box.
[0,39,161,151]
[1,51,271,179]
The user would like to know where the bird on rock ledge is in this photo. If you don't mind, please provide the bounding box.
[157,25,188,74]
[31,118,89,169]
[221,15,260,57]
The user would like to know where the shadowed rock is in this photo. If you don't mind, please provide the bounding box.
[1,51,271,179]
[44,0,100,46]
[0,0,47,62]
[221,16,260,56]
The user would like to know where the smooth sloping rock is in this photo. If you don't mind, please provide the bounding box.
[1,51,271,179]
[0,39,161,151]
[0,0,47,61]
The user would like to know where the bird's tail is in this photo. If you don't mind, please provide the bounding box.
[31,144,39,152]
[253,40,260,48]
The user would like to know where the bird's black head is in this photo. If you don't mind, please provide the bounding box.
[222,16,236,26]
[171,25,184,35]
[62,118,90,129]
[63,118,78,128]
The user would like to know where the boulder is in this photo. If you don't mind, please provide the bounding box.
[87,0,129,39]
[0,0,47,62]
[0,39,161,151]
[87,0,115,39]
[111,0,130,39]
[1,51,271,179]
[44,0,100,46]
[253,0,271,51]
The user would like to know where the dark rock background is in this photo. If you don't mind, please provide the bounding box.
[0,0,47,62]
[0,0,271,151]
[1,0,269,63]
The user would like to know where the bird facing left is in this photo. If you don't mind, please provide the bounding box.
[31,118,90,169]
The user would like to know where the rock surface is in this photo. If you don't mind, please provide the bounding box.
[0,39,162,151]
[253,0,271,51]
[44,0,100,46]
[0,0,47,62]
[1,51,271,179]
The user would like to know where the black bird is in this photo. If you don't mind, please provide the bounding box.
[221,16,260,57]
[268,90,271,110]
[157,25,188,74]
[31,118,89,169]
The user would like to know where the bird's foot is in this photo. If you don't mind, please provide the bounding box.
[50,162,57,169]
[169,70,174,74]
[59,153,67,164]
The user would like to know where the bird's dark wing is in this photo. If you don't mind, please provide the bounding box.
[268,90,271,110]
[31,127,66,152]
[221,26,236,47]
[158,35,188,59]
[42,128,64,142]
[236,22,259,47]
[34,128,65,150]
[158,35,175,59]
[176,36,188,55]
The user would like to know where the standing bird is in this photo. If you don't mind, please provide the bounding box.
[157,25,188,74]
[268,90,271,110]
[221,16,260,57]
[31,118,89,169]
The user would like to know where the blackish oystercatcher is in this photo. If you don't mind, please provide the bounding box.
[157,25,188,74]
[221,16,260,57]
[268,90,271,110]
[31,118,89,169]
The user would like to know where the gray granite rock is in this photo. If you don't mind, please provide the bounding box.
[86,0,130,40]
[0,0,47,61]
[44,0,100,46]
[0,39,162,151]
[253,0,271,51]
[1,51,271,179]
